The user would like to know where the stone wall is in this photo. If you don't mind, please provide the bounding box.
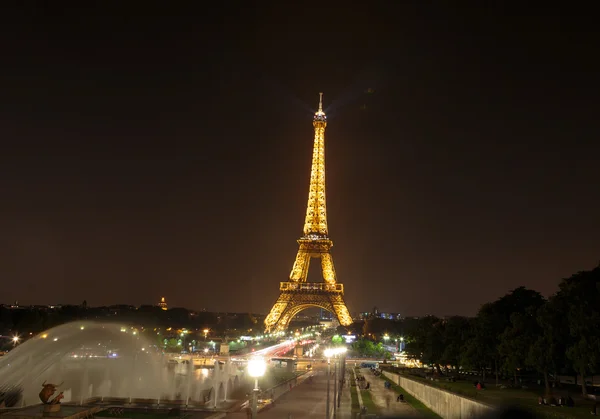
[383,371,494,419]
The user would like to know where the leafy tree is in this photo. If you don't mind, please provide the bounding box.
[524,297,571,395]
[351,338,386,358]
[499,307,542,385]
[164,338,180,353]
[441,316,473,373]
[463,287,544,384]
[557,266,600,396]
[404,316,445,373]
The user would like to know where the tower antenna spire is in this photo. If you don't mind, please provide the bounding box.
[318,92,323,113]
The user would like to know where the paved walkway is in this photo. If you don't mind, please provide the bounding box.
[360,368,417,417]
[226,364,346,419]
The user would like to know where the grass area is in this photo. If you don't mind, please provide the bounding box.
[383,371,596,419]
[373,374,441,418]
[349,383,360,413]
[360,389,379,415]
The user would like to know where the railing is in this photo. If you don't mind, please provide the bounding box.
[280,282,343,293]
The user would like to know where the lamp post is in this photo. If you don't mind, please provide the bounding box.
[247,357,266,419]
[0,335,20,347]
[324,349,332,419]
[334,356,339,415]
[203,329,209,341]
[324,347,347,418]
[338,348,346,409]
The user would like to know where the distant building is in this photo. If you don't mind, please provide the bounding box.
[158,297,168,311]
[357,309,402,321]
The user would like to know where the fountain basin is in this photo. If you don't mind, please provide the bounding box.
[1,405,100,419]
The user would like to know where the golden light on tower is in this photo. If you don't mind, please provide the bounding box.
[264,93,353,332]
[158,297,168,310]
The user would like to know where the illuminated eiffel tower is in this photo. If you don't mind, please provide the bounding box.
[264,93,353,332]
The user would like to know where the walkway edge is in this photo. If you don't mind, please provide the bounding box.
[352,368,364,411]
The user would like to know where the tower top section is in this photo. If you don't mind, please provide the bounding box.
[314,92,326,122]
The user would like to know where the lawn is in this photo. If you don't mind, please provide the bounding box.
[360,388,379,415]
[373,374,441,418]
[385,372,596,419]
[350,382,360,413]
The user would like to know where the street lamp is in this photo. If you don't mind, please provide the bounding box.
[324,347,347,418]
[12,336,19,344]
[203,329,209,341]
[324,349,333,419]
[247,357,266,419]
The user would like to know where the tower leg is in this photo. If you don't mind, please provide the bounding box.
[265,289,352,332]
[264,293,292,333]
[289,250,311,281]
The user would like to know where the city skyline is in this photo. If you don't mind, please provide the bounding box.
[1,4,598,316]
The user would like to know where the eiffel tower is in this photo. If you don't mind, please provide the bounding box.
[264,93,353,332]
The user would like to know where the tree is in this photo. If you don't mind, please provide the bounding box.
[331,335,343,344]
[557,266,600,396]
[164,338,180,353]
[351,338,386,358]
[498,308,542,385]
[441,316,473,373]
[404,316,445,373]
[463,287,544,384]
[527,300,570,395]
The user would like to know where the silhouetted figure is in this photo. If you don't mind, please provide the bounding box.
[566,395,575,407]
[397,394,405,402]
[496,407,536,419]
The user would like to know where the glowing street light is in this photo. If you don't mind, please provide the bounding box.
[323,347,347,418]
[247,357,267,419]
[12,336,19,344]
[203,329,209,341]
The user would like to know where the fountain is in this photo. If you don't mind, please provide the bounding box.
[0,321,243,417]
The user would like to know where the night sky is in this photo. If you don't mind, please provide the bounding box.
[1,3,598,316]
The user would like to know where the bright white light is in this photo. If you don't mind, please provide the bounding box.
[247,357,267,378]
[204,348,209,353]
[12,336,19,343]
[324,347,347,358]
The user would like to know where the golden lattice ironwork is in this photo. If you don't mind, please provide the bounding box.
[265,93,353,332]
